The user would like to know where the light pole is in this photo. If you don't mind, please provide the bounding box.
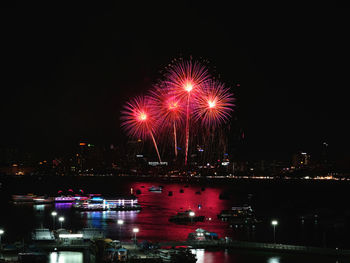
[189,211,195,223]
[271,220,278,243]
[117,219,124,239]
[51,211,57,230]
[59,217,65,229]
[132,228,139,245]
[0,229,4,251]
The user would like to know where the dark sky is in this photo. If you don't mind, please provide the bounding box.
[1,3,349,161]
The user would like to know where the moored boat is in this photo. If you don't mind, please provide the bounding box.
[148,186,162,193]
[72,195,141,211]
[169,210,205,223]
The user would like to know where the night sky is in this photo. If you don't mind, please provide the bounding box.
[1,3,349,161]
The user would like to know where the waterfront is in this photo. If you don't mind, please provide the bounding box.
[1,176,349,262]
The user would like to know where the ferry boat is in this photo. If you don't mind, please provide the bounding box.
[148,186,162,193]
[12,194,36,203]
[33,196,54,204]
[169,210,205,223]
[218,205,260,225]
[217,205,253,219]
[72,195,141,211]
[54,189,91,203]
[187,228,218,241]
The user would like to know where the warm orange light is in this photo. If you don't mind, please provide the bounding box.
[168,102,178,110]
[79,143,86,146]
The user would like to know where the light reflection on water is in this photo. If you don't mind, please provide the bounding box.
[267,257,281,263]
[49,252,83,263]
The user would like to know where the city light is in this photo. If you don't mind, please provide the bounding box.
[117,219,124,225]
[59,216,65,229]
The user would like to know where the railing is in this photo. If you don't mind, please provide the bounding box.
[158,240,350,256]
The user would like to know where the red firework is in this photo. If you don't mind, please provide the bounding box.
[121,96,162,162]
[163,59,210,165]
[164,59,210,99]
[148,84,185,157]
[148,84,184,127]
[193,80,235,127]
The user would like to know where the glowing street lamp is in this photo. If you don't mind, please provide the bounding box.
[51,211,57,230]
[0,229,4,250]
[271,220,278,243]
[59,217,65,229]
[189,211,195,223]
[117,219,124,239]
[132,228,139,244]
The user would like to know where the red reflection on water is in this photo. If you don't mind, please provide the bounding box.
[130,182,234,242]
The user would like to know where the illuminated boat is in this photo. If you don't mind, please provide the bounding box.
[148,186,162,193]
[217,205,253,219]
[12,194,36,203]
[54,189,91,203]
[33,196,54,204]
[169,210,205,223]
[187,228,218,241]
[72,195,141,211]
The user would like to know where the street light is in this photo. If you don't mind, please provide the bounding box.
[271,220,278,243]
[0,229,4,251]
[51,211,57,230]
[189,211,195,223]
[117,219,124,239]
[59,217,65,229]
[132,228,139,244]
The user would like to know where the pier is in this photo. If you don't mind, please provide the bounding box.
[157,240,350,257]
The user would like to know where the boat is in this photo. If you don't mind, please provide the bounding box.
[158,249,196,263]
[187,228,218,241]
[33,196,54,204]
[12,194,36,203]
[195,191,201,195]
[168,191,173,196]
[218,205,259,225]
[218,205,253,219]
[169,210,205,223]
[148,186,162,193]
[72,195,141,211]
[179,189,184,193]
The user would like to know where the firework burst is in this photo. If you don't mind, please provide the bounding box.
[164,59,210,165]
[120,96,162,162]
[148,84,184,157]
[193,80,235,128]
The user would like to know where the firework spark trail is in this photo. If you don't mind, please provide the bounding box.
[173,122,178,157]
[193,80,235,128]
[148,126,162,163]
[148,85,183,158]
[120,96,162,162]
[164,59,210,165]
[185,94,190,165]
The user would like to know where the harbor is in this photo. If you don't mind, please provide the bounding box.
[1,179,350,262]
